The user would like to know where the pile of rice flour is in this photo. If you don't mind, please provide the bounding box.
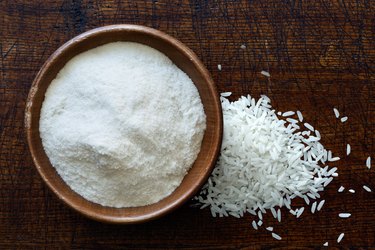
[197,93,337,222]
[40,42,206,208]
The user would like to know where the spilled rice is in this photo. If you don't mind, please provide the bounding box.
[196,93,373,244]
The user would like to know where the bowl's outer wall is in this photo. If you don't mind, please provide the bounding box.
[25,25,223,224]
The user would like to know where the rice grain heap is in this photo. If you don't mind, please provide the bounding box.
[197,93,338,225]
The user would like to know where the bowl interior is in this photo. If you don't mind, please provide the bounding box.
[25,25,222,223]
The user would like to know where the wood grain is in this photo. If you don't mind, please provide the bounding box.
[0,0,374,248]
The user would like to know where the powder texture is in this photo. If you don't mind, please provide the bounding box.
[40,42,206,208]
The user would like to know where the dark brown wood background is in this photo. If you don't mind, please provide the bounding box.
[1,0,374,249]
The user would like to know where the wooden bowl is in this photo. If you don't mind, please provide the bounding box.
[25,24,222,224]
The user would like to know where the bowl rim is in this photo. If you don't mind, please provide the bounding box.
[25,24,223,224]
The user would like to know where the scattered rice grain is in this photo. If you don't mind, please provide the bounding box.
[363,185,371,192]
[329,157,340,162]
[311,201,317,213]
[271,207,277,219]
[220,92,232,97]
[258,210,263,220]
[317,200,325,211]
[296,207,304,218]
[297,110,303,122]
[272,233,282,240]
[315,130,321,139]
[339,213,351,218]
[333,108,340,118]
[304,122,314,131]
[282,111,295,117]
[346,144,351,155]
[303,195,310,205]
[261,70,270,77]
[337,233,345,243]
[366,156,371,169]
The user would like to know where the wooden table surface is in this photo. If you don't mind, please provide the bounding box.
[1,0,374,249]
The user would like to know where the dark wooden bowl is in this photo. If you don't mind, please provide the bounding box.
[25,24,222,224]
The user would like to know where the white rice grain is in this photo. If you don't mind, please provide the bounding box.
[277,209,281,222]
[333,108,340,118]
[315,130,321,139]
[272,233,282,240]
[217,64,222,71]
[341,116,348,123]
[271,207,277,219]
[339,213,351,218]
[297,110,303,122]
[252,220,258,230]
[363,185,372,192]
[327,150,332,160]
[220,92,232,97]
[304,122,314,131]
[282,111,295,117]
[317,200,325,211]
[266,227,273,231]
[327,167,337,176]
[349,189,355,193]
[311,201,317,213]
[329,157,340,162]
[323,242,328,246]
[338,186,345,192]
[296,207,304,218]
[261,70,270,77]
[258,210,263,220]
[323,177,333,187]
[366,156,371,169]
[346,144,351,155]
[303,195,310,205]
[337,233,345,243]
